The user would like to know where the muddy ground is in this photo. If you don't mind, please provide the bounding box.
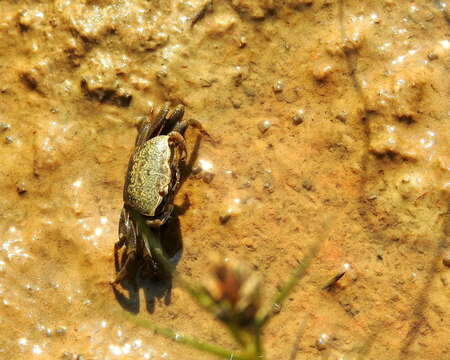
[0,1,449,359]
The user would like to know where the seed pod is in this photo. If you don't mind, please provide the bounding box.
[203,258,261,328]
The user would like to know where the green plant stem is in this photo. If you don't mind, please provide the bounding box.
[134,213,257,357]
[237,328,264,360]
[228,324,246,347]
[255,240,320,328]
[127,313,252,360]
[254,330,263,358]
[255,217,333,328]
[132,211,331,359]
[134,213,214,306]
[288,315,309,360]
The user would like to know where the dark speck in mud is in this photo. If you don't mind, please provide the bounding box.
[202,171,215,184]
[263,182,274,193]
[219,213,232,224]
[19,71,38,91]
[335,111,348,123]
[80,79,132,107]
[443,254,450,268]
[302,179,314,191]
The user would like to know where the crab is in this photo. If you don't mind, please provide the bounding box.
[112,103,200,285]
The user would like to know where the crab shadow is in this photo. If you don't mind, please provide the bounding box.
[112,134,202,314]
[112,216,183,314]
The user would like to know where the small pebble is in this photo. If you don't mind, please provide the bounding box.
[156,68,168,80]
[263,182,274,193]
[273,80,284,93]
[191,165,202,175]
[62,353,84,360]
[292,109,305,125]
[272,303,282,314]
[302,179,314,191]
[219,213,231,225]
[315,333,330,351]
[55,326,67,336]
[443,254,450,268]
[202,171,215,184]
[257,119,271,134]
[4,135,14,144]
[230,97,241,109]
[239,180,251,189]
[427,53,438,61]
[238,35,247,48]
[17,181,27,195]
[0,122,10,131]
[335,111,348,123]
[313,64,334,81]
[233,66,246,87]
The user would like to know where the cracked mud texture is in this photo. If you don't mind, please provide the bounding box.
[0,1,449,359]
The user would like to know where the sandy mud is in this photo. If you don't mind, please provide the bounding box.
[0,1,449,359]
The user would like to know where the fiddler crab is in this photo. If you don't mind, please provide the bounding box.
[112,102,205,285]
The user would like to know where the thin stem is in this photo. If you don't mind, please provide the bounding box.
[134,213,222,307]
[132,213,211,307]
[288,315,309,360]
[228,324,246,347]
[237,329,264,360]
[127,313,252,360]
[255,217,333,328]
[254,330,263,359]
[255,242,319,327]
[134,212,256,355]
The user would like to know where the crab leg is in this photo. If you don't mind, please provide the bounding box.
[112,207,138,285]
[135,103,170,147]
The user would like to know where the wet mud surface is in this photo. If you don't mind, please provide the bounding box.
[0,1,449,359]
